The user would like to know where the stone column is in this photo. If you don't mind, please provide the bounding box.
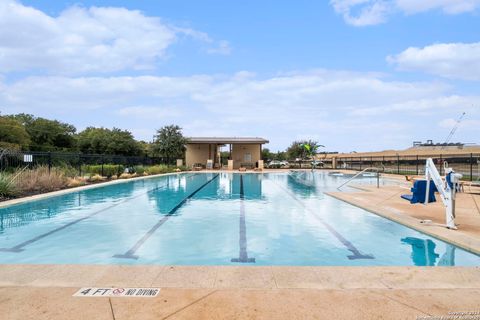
[258,159,264,170]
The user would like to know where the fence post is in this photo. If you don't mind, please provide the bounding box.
[416,155,419,176]
[471,153,473,181]
[78,153,82,177]
[440,154,443,176]
[101,154,104,177]
[397,155,400,175]
[48,151,52,174]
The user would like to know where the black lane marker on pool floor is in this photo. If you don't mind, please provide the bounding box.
[231,175,255,263]
[113,174,220,260]
[266,177,374,260]
[0,173,197,253]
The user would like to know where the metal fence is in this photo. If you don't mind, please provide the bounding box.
[328,153,480,181]
[0,149,176,176]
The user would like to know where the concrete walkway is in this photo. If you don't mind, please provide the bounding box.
[1,265,479,319]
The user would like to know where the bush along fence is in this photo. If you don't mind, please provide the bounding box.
[326,153,480,181]
[0,149,178,177]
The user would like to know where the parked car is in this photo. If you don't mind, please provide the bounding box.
[267,160,289,168]
[311,160,324,168]
[280,161,289,167]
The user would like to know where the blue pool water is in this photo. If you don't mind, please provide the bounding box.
[0,172,478,266]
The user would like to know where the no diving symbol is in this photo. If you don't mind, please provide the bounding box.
[112,288,125,295]
[73,287,161,297]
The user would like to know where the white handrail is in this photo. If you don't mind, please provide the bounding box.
[337,167,380,190]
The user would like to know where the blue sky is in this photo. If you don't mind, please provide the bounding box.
[0,0,479,152]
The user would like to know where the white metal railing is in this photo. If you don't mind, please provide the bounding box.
[336,167,381,190]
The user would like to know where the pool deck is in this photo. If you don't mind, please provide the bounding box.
[1,265,479,319]
[1,170,480,319]
[326,176,480,255]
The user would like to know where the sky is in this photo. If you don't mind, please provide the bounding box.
[0,0,479,152]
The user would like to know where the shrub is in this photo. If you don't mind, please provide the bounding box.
[83,164,124,178]
[0,172,17,198]
[119,173,133,179]
[89,174,106,182]
[132,165,146,174]
[67,177,87,188]
[145,165,171,175]
[14,166,68,194]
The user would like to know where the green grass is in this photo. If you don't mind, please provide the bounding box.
[0,172,17,198]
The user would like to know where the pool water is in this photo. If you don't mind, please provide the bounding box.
[0,172,478,266]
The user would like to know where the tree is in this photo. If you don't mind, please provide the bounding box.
[151,125,188,161]
[262,148,274,161]
[7,114,77,151]
[274,151,287,161]
[106,128,142,155]
[286,140,323,160]
[137,141,151,157]
[77,127,141,155]
[0,117,30,150]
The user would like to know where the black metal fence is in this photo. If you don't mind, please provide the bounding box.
[327,153,480,181]
[0,149,176,176]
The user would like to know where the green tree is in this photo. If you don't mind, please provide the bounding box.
[286,140,323,160]
[0,117,30,150]
[77,127,141,155]
[137,140,151,157]
[151,125,188,161]
[262,148,273,161]
[7,114,77,151]
[274,151,287,161]
[77,127,109,154]
[106,128,142,155]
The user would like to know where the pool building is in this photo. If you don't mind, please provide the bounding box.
[185,137,269,169]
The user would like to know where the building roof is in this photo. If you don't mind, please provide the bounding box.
[186,137,269,144]
[321,145,480,159]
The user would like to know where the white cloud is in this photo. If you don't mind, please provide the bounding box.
[206,40,232,55]
[0,1,229,75]
[330,0,391,26]
[118,106,183,119]
[396,0,480,14]
[1,70,478,151]
[331,0,480,26]
[387,42,480,80]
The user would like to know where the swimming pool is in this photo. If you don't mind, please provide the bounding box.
[0,172,478,266]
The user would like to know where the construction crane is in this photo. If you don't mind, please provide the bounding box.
[442,112,466,149]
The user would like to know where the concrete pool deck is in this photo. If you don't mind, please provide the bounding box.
[327,178,480,255]
[1,265,480,319]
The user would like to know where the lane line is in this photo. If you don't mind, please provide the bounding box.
[113,174,220,260]
[0,173,196,253]
[231,174,255,263]
[266,176,374,260]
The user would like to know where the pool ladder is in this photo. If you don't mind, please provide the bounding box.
[336,167,381,190]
